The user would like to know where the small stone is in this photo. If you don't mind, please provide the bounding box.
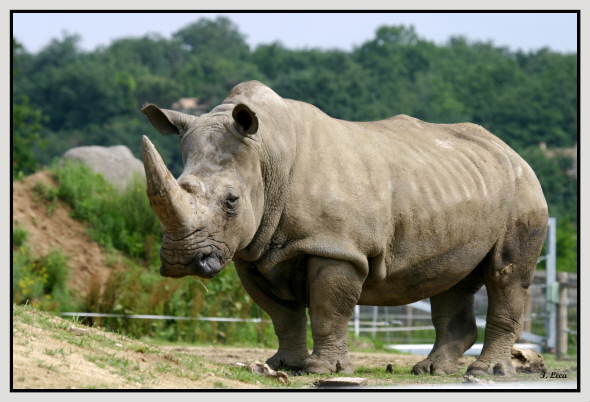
[68,327,89,336]
[316,377,368,388]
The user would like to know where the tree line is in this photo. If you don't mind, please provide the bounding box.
[12,16,577,270]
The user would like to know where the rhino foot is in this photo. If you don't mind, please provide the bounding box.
[412,357,459,375]
[266,351,307,371]
[466,358,515,377]
[303,353,354,374]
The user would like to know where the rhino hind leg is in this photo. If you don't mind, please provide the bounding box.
[412,265,484,376]
[234,261,309,370]
[466,217,547,377]
[305,256,366,374]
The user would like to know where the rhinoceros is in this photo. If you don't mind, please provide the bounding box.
[141,80,548,376]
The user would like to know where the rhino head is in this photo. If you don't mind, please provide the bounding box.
[141,102,264,279]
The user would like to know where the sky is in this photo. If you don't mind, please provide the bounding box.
[12,12,578,54]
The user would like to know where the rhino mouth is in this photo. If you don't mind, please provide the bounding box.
[159,234,231,279]
[160,249,228,279]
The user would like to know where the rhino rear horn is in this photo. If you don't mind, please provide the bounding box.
[142,104,196,136]
[142,135,195,232]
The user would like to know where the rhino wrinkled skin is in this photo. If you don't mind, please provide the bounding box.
[141,81,548,376]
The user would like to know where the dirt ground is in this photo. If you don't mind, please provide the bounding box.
[12,305,578,390]
[12,171,119,296]
[163,345,458,370]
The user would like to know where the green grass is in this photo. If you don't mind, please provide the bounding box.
[12,230,73,312]
[12,226,28,248]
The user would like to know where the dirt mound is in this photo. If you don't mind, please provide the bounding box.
[12,170,118,297]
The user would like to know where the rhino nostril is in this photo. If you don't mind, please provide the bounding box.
[195,252,222,276]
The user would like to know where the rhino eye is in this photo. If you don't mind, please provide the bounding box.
[224,194,240,210]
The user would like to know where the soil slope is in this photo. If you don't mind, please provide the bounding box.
[12,171,117,297]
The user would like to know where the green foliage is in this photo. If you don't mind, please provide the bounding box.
[41,159,275,344]
[12,229,72,312]
[12,225,28,248]
[556,218,577,273]
[52,160,161,262]
[12,96,45,178]
[79,260,274,346]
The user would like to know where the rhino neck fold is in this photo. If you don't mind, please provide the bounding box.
[235,115,299,264]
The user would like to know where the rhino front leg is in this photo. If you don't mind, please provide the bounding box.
[305,256,366,374]
[234,261,309,370]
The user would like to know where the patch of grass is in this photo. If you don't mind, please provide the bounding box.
[12,226,28,248]
[221,365,289,388]
[32,181,59,215]
[84,352,152,385]
[44,348,66,358]
[154,361,174,374]
[36,359,59,373]
[12,242,73,312]
[128,343,158,354]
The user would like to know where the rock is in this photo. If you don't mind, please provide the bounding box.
[63,145,145,190]
[511,347,546,374]
[315,377,368,388]
[68,327,89,336]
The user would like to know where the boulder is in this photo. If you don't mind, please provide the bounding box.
[63,145,145,190]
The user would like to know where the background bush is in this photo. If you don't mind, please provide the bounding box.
[12,228,73,312]
[52,160,161,263]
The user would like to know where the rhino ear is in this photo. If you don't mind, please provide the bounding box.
[232,103,259,135]
[141,104,195,136]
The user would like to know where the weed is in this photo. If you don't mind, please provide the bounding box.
[36,359,59,373]
[32,182,59,215]
[12,226,28,248]
[43,348,66,358]
[12,245,73,312]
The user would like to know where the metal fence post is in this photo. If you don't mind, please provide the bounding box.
[545,217,557,352]
[556,272,569,359]
[354,305,360,337]
[371,306,378,338]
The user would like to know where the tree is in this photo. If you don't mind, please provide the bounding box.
[12,97,45,178]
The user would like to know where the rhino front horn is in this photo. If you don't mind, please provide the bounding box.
[142,135,195,233]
